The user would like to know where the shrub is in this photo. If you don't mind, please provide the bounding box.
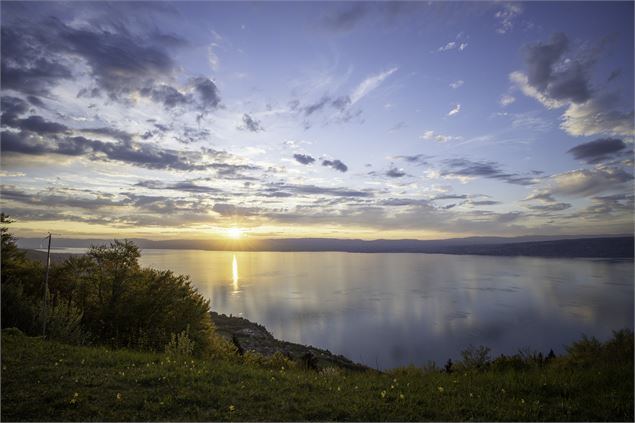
[165,327,196,359]
[39,299,89,345]
[565,335,602,366]
[460,344,491,370]
[1,282,39,335]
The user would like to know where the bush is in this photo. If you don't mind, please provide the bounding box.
[1,282,39,335]
[459,344,491,370]
[40,299,90,345]
[165,327,196,359]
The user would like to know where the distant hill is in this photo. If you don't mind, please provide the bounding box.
[16,234,633,258]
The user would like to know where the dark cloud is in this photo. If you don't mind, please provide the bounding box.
[53,18,177,99]
[379,198,430,207]
[1,12,219,112]
[441,159,538,185]
[10,115,69,134]
[26,96,45,108]
[191,77,221,110]
[135,179,224,194]
[527,202,572,212]
[321,3,369,31]
[433,194,468,200]
[0,129,239,172]
[0,25,74,96]
[266,183,373,198]
[523,32,591,104]
[212,203,260,217]
[303,96,331,116]
[394,154,431,165]
[331,96,352,111]
[386,168,406,178]
[293,154,316,165]
[322,159,348,173]
[567,138,627,164]
[238,114,264,132]
[1,96,30,126]
[141,85,189,109]
[2,185,119,210]
[607,69,621,82]
[524,32,568,91]
[469,200,501,206]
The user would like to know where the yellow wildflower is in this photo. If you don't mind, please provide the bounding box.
[380,390,386,398]
[229,405,236,412]
[437,386,444,393]
[116,393,122,401]
[399,393,405,400]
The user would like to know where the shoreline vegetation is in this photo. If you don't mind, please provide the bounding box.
[2,216,634,421]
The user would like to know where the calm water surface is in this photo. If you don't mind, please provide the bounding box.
[137,250,632,369]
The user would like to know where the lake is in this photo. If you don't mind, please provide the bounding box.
[132,250,633,369]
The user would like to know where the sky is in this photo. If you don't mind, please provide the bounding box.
[1,1,633,241]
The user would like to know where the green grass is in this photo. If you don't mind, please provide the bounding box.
[1,330,633,421]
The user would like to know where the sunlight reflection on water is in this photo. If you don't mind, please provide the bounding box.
[138,250,633,369]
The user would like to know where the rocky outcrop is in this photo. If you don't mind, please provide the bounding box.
[210,311,371,372]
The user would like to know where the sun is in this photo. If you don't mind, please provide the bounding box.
[226,227,244,239]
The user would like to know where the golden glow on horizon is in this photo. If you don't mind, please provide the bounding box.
[232,254,239,293]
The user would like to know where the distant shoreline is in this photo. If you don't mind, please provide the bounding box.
[21,235,635,259]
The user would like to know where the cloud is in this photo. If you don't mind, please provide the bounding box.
[499,94,515,106]
[265,183,373,198]
[349,67,398,105]
[510,33,594,106]
[441,158,539,185]
[293,154,316,165]
[321,3,369,32]
[438,41,457,52]
[0,10,220,112]
[322,159,348,173]
[438,40,467,52]
[0,24,74,96]
[521,32,593,104]
[560,93,634,137]
[449,80,464,89]
[238,114,264,132]
[567,138,627,164]
[433,194,469,201]
[529,166,633,198]
[135,179,224,194]
[141,84,189,108]
[191,77,221,110]
[386,167,406,178]
[469,200,501,206]
[526,202,572,212]
[495,3,522,34]
[607,69,621,83]
[0,125,254,173]
[303,96,331,116]
[421,130,461,143]
[509,71,564,109]
[393,154,430,165]
[511,33,634,138]
[447,104,461,116]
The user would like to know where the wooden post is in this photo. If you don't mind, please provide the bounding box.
[43,233,51,337]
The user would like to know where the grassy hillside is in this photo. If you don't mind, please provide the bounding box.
[2,329,632,421]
